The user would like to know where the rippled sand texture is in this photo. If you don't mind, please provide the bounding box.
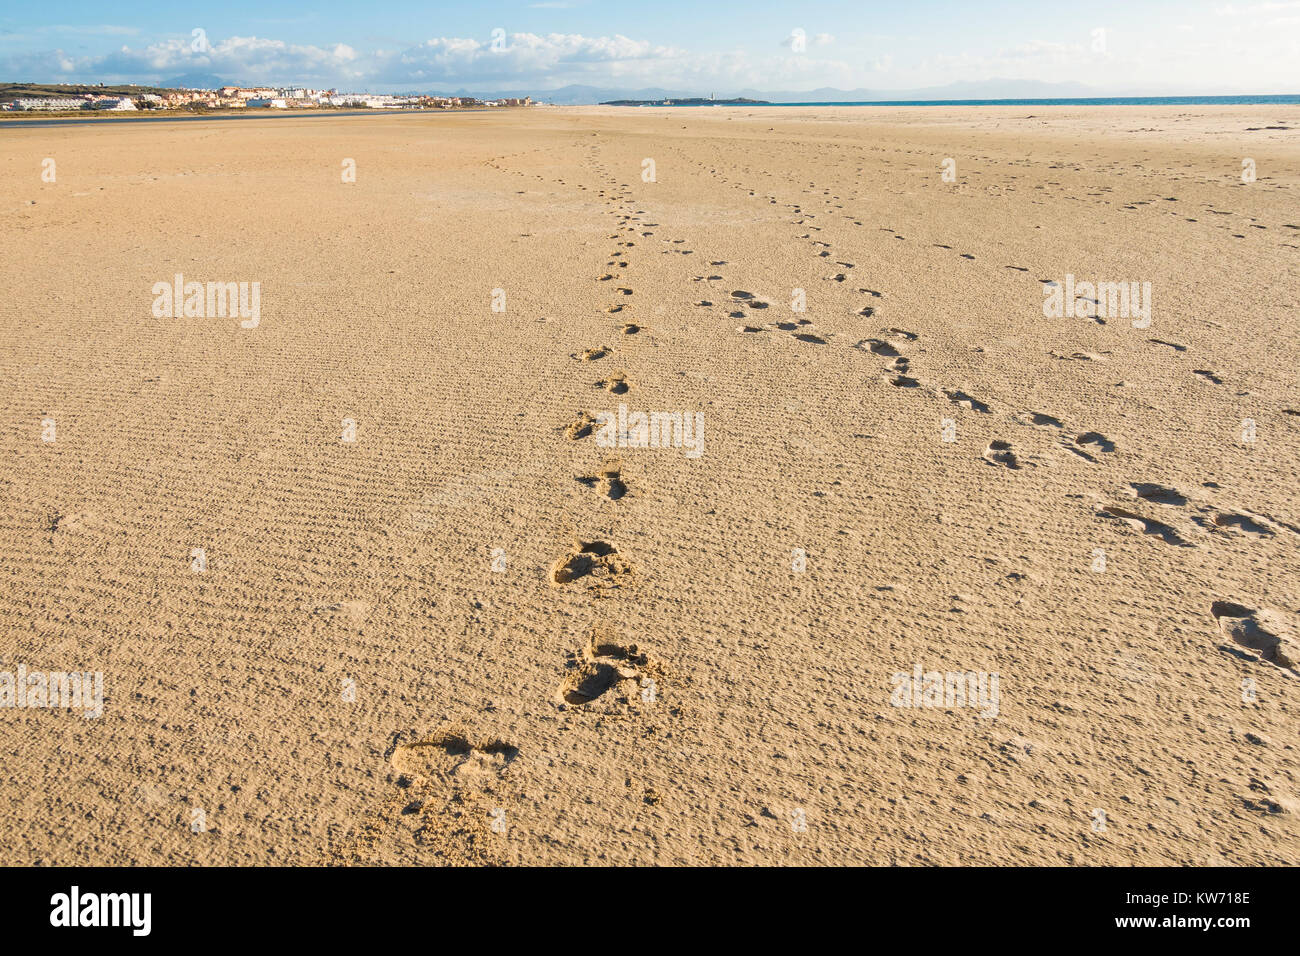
[1,105,1298,864]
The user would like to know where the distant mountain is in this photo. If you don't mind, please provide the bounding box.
[405,79,1103,105]
[161,72,228,90]
[412,84,686,104]
[730,80,1098,102]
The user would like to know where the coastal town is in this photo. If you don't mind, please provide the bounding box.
[3,85,533,112]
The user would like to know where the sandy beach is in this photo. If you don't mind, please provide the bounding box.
[1,104,1298,865]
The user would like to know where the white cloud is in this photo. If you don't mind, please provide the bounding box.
[1217,1,1300,14]
[2,23,1296,93]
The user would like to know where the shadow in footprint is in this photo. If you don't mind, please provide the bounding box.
[565,412,598,440]
[577,469,628,501]
[859,338,897,356]
[942,389,990,413]
[984,440,1019,469]
[1075,432,1115,453]
[1020,412,1062,428]
[1131,483,1186,506]
[1099,505,1191,547]
[1214,512,1273,536]
[596,373,630,395]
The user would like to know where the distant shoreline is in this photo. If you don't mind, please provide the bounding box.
[600,97,770,106]
[0,107,505,129]
[598,94,1300,108]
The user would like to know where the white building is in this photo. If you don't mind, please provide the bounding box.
[92,97,138,111]
[14,97,89,111]
[326,94,384,107]
[247,98,288,109]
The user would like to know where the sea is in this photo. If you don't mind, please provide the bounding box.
[661,95,1300,107]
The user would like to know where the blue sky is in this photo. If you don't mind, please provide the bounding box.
[1,1,1297,93]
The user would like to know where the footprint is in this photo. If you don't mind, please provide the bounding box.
[311,599,372,625]
[890,374,920,387]
[576,468,628,501]
[551,540,631,588]
[574,347,610,362]
[941,389,990,413]
[1211,602,1294,667]
[558,627,653,708]
[983,440,1020,469]
[565,412,598,440]
[1129,483,1186,506]
[596,373,631,395]
[620,324,642,335]
[793,333,827,344]
[1074,431,1115,453]
[861,338,899,356]
[1051,351,1110,363]
[1148,339,1187,352]
[1018,412,1063,428]
[1097,505,1190,547]
[888,328,918,341]
[1213,512,1274,536]
[1193,369,1223,385]
[390,730,519,784]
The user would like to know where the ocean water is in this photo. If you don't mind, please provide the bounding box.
[642,93,1300,107]
[656,95,1300,107]
[616,93,1300,107]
